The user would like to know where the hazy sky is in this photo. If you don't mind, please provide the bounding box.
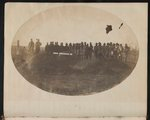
[13,5,139,49]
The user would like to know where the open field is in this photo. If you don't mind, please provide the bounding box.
[12,46,138,95]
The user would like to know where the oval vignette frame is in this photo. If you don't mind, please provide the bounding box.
[11,5,139,96]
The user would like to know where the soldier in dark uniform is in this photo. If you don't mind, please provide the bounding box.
[107,42,111,59]
[116,43,120,60]
[35,39,42,54]
[45,42,49,54]
[118,44,124,61]
[105,43,109,58]
[72,43,76,55]
[80,42,84,60]
[54,42,59,54]
[28,39,34,54]
[102,43,106,58]
[69,43,73,55]
[74,43,78,55]
[108,43,112,59]
[76,43,80,56]
[83,42,87,59]
[64,43,69,53]
[124,44,130,62]
[97,42,102,58]
[94,43,98,58]
[48,42,54,55]
[113,43,119,59]
[60,42,64,53]
[88,42,93,60]
[85,44,89,59]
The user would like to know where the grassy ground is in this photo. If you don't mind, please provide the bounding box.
[12,49,138,95]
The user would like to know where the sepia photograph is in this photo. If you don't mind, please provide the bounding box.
[11,5,139,95]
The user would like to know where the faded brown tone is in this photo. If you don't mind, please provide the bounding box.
[11,5,139,95]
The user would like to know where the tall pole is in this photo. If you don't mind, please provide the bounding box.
[17,40,20,48]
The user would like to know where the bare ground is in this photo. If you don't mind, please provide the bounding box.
[12,51,138,95]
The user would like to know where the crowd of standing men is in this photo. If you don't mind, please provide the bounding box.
[28,39,130,62]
